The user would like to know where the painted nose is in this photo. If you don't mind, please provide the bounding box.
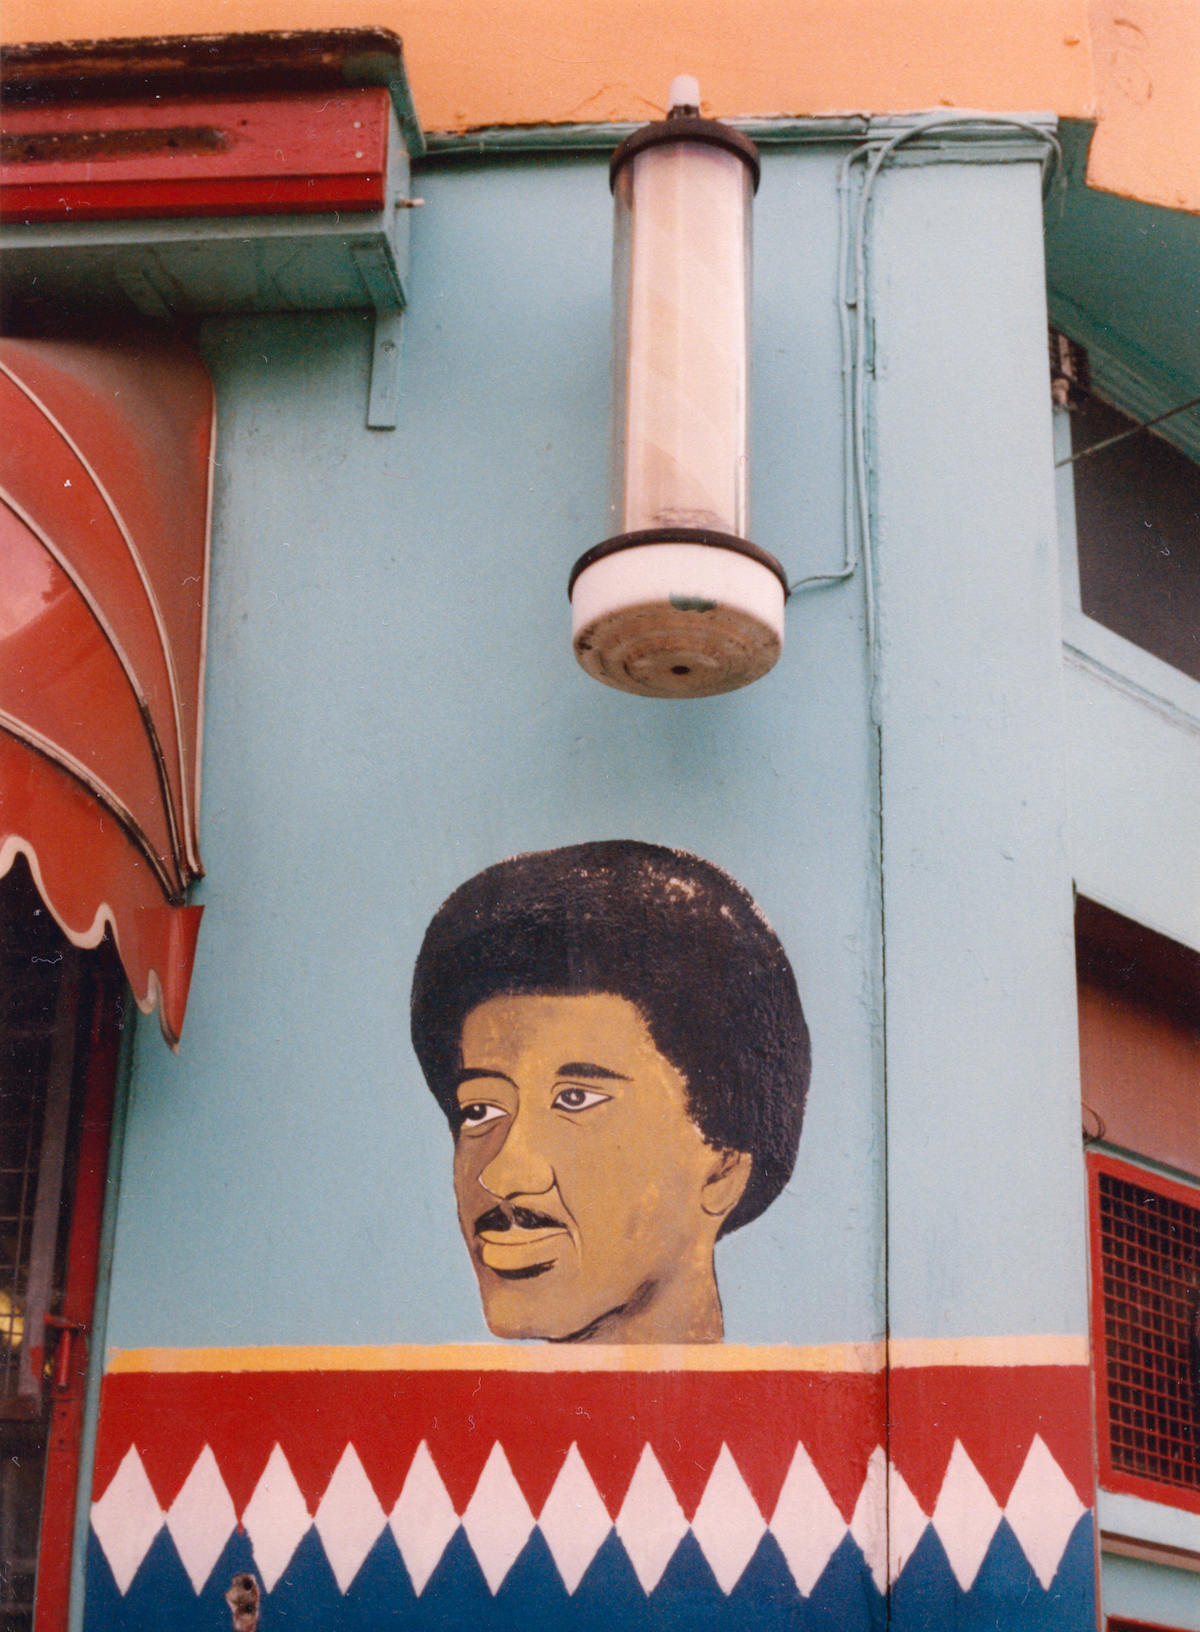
[479,1109,554,1200]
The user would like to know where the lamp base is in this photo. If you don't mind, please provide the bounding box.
[569,535,786,698]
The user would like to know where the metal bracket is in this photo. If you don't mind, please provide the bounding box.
[365,308,405,431]
[351,238,406,431]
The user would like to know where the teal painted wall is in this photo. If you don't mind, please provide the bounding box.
[103,138,1088,1355]
[1100,1552,1200,1632]
[867,155,1087,1343]
[105,148,885,1348]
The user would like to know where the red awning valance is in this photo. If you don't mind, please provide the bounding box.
[0,332,212,1044]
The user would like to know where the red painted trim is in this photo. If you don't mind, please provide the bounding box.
[0,87,389,223]
[94,1368,888,1524]
[887,1362,1096,1512]
[0,175,385,222]
[1087,1151,1200,1516]
[1107,1620,1190,1632]
[33,976,121,1632]
[91,1359,1097,1536]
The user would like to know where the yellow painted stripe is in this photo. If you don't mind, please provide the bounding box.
[107,1341,884,1375]
[888,1334,1090,1369]
[105,1333,1088,1376]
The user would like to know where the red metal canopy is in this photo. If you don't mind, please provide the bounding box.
[0,332,212,1045]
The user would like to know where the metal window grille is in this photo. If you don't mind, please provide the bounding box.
[0,1068,42,1400]
[1098,1169,1200,1492]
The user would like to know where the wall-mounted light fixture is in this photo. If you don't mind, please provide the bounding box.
[570,77,788,698]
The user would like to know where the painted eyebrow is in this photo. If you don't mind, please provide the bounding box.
[556,1062,631,1081]
[454,1068,515,1090]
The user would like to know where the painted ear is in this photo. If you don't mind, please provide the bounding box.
[700,1147,752,1220]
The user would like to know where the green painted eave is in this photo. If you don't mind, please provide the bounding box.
[1046,119,1200,462]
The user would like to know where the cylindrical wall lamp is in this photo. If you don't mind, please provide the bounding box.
[570,77,788,698]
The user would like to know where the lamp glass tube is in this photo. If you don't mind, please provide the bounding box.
[609,140,753,539]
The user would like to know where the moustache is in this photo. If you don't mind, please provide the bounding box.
[474,1204,563,1234]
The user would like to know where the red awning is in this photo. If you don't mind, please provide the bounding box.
[0,332,212,1045]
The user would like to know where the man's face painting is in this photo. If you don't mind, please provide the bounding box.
[452,991,748,1343]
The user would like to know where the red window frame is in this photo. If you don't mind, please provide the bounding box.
[1108,1620,1191,1632]
[31,976,123,1631]
[1087,1150,1200,1516]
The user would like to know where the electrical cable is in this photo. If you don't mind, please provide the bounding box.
[1054,390,1200,467]
[788,115,1064,700]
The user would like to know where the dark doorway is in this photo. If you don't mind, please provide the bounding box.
[0,854,126,1630]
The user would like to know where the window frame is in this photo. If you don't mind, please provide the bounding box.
[1087,1149,1200,1517]
[1107,1619,1193,1632]
[1054,402,1200,730]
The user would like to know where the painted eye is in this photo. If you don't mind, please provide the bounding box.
[552,1086,610,1113]
[458,1101,506,1130]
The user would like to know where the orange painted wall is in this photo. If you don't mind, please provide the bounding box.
[1,0,1197,212]
[1078,980,1200,1180]
[1085,0,1200,214]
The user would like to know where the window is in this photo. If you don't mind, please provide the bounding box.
[1078,898,1200,1517]
[1065,383,1200,684]
[1089,1157,1199,1505]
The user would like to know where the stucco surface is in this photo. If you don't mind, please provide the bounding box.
[103,148,886,1350]
[5,0,1196,210]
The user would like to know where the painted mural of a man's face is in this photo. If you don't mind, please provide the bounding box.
[411,841,809,1344]
[452,991,751,1342]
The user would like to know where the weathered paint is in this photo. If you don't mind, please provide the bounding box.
[67,123,1121,1626]
[866,147,1087,1343]
[103,145,884,1353]
[1084,0,1200,214]
[0,86,392,222]
[0,0,1193,1618]
[2,0,1198,212]
[2,0,1200,215]
[83,1347,1095,1625]
[0,0,1096,127]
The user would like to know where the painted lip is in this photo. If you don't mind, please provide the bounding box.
[477,1227,568,1272]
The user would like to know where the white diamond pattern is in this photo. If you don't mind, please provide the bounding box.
[165,1445,237,1593]
[91,1446,165,1595]
[849,1446,888,1593]
[242,1444,313,1593]
[614,1445,688,1593]
[314,1445,387,1592]
[769,1442,847,1596]
[931,1440,1002,1590]
[1004,1434,1087,1589]
[461,1443,536,1593]
[691,1444,766,1593]
[887,1463,929,1583]
[86,1428,1093,1604]
[538,1443,612,1593]
[389,1441,460,1595]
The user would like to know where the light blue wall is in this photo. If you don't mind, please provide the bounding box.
[104,137,1088,1355]
[106,148,885,1349]
[867,154,1088,1341]
[1100,1552,1200,1632]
